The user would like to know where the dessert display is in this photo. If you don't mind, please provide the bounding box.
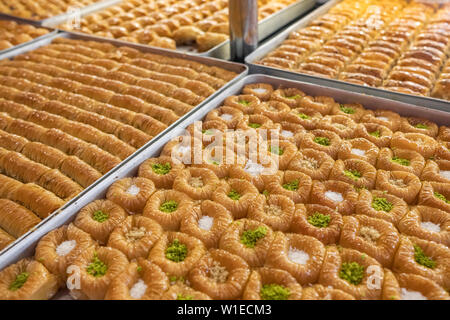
[0,37,237,249]
[1,82,448,300]
[0,0,102,20]
[59,0,301,52]
[0,20,50,51]
[256,0,450,101]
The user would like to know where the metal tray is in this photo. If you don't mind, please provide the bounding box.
[1,73,449,273]
[0,31,247,261]
[45,0,316,60]
[0,14,58,57]
[0,0,121,25]
[245,0,450,113]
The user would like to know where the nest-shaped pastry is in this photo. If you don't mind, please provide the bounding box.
[70,246,129,300]
[275,121,305,146]
[35,223,95,282]
[106,177,156,214]
[107,215,163,261]
[138,156,185,189]
[242,267,303,300]
[265,170,312,203]
[173,167,220,200]
[316,115,357,139]
[340,215,400,267]
[160,136,203,167]
[359,109,401,132]
[319,246,384,299]
[271,88,306,108]
[143,190,193,231]
[186,120,228,147]
[421,159,450,183]
[392,236,450,290]
[390,132,438,159]
[0,199,41,238]
[356,189,409,226]
[383,272,449,300]
[242,83,274,101]
[417,181,450,212]
[309,180,358,215]
[264,139,298,170]
[247,194,296,232]
[160,283,212,300]
[105,260,169,300]
[265,232,325,285]
[302,284,355,300]
[192,143,243,179]
[435,142,450,161]
[73,200,127,244]
[438,126,450,142]
[375,170,422,205]
[287,148,335,181]
[400,117,439,138]
[0,258,58,300]
[224,95,261,114]
[354,123,393,148]
[299,129,342,159]
[219,219,274,268]
[149,232,206,278]
[331,102,365,122]
[376,148,425,177]
[398,206,450,247]
[188,248,250,300]
[254,101,291,123]
[212,179,260,219]
[236,114,278,132]
[337,138,379,166]
[205,105,244,129]
[282,107,321,130]
[180,200,233,249]
[291,204,343,245]
[299,95,336,115]
[329,159,377,189]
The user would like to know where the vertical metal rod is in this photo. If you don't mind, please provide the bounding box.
[229,0,258,62]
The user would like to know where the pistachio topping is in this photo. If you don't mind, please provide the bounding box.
[260,284,290,300]
[307,212,331,228]
[339,262,364,285]
[151,163,171,175]
[240,226,267,248]
[165,239,187,262]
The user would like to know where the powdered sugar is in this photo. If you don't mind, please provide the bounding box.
[198,216,214,231]
[288,247,309,265]
[126,184,140,196]
[129,279,147,299]
[351,148,366,156]
[56,240,76,257]
[244,160,264,176]
[401,288,427,300]
[325,191,343,202]
[220,113,233,121]
[421,221,441,233]
[281,130,294,138]
[439,170,450,180]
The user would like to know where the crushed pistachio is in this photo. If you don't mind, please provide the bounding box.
[160,200,178,213]
[391,156,410,166]
[339,262,364,285]
[434,192,450,204]
[248,123,262,129]
[414,244,436,269]
[238,100,250,106]
[151,163,171,175]
[269,146,284,156]
[414,123,429,129]
[202,129,214,135]
[260,284,290,300]
[9,272,29,291]
[340,104,355,114]
[298,113,310,119]
[86,254,108,277]
[228,189,241,201]
[286,94,301,100]
[283,180,299,191]
[177,294,193,300]
[369,130,381,138]
[307,212,331,228]
[92,210,109,223]
[262,190,269,198]
[343,169,362,181]
[165,239,187,262]
[372,197,393,212]
[314,136,330,146]
[241,226,267,248]
[137,266,142,272]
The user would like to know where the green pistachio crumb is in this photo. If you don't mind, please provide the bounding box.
[414,244,436,269]
[391,156,410,166]
[314,136,330,146]
[343,169,362,181]
[9,272,29,291]
[307,212,331,228]
[238,100,250,106]
[372,197,393,212]
[340,104,355,114]
[339,262,364,285]
[260,284,290,300]
[414,123,429,129]
[369,130,381,138]
[298,113,310,119]
[86,254,108,277]
[241,226,267,248]
[269,146,284,156]
[92,210,109,223]
[151,163,171,175]
[165,239,187,262]
[286,94,301,100]
[177,294,193,300]
[282,180,299,191]
[160,200,178,213]
[248,123,262,129]
[434,192,450,204]
[228,189,241,201]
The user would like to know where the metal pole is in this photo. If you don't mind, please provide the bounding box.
[229,0,258,62]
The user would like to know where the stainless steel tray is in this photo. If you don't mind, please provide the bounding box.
[0,31,247,261]
[245,0,450,113]
[45,0,316,60]
[1,73,449,272]
[0,0,121,25]
[0,14,58,57]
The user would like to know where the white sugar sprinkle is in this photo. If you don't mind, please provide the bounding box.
[244,160,265,176]
[129,279,147,299]
[351,148,366,156]
[401,288,427,300]
[288,247,309,265]
[126,184,140,196]
[376,116,389,121]
[421,221,441,233]
[56,240,76,257]
[220,113,233,121]
[198,216,214,231]
[325,191,343,202]
[253,88,267,94]
[439,170,450,180]
[281,130,294,138]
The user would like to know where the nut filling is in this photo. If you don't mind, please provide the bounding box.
[207,261,229,283]
[299,157,319,170]
[189,177,204,188]
[125,227,147,242]
[359,226,381,244]
[264,204,283,216]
